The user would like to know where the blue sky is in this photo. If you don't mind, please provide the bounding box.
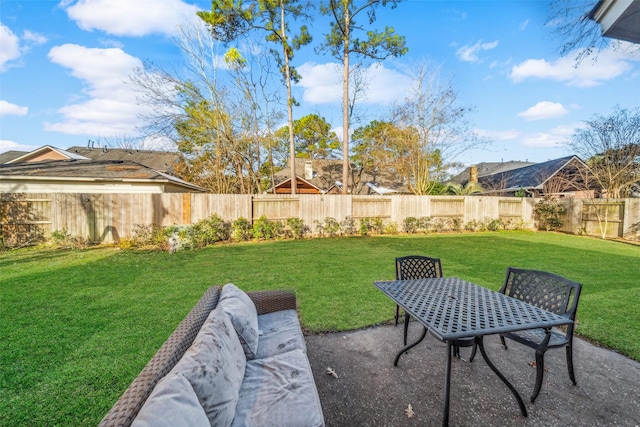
[1,0,639,167]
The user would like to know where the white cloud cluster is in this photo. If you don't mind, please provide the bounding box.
[456,40,499,63]
[46,44,147,136]
[0,23,48,72]
[474,128,521,141]
[63,0,201,37]
[296,62,411,105]
[518,101,569,121]
[0,100,28,116]
[0,23,21,72]
[510,44,639,87]
[522,123,582,148]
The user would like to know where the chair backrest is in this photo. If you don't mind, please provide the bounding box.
[500,267,582,322]
[395,255,443,280]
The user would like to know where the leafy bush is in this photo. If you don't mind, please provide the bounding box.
[325,217,342,237]
[403,217,418,234]
[371,217,384,234]
[359,218,371,236]
[417,217,431,233]
[486,218,503,232]
[232,217,252,242]
[534,197,566,231]
[252,215,279,240]
[340,216,355,235]
[384,221,398,235]
[451,217,463,232]
[188,214,230,248]
[286,217,307,239]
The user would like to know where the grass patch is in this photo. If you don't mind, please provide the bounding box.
[1,231,638,425]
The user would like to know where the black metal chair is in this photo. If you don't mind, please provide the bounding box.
[395,255,476,359]
[498,267,582,403]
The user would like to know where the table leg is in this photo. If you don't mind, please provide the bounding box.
[442,341,452,427]
[476,336,528,417]
[393,325,428,366]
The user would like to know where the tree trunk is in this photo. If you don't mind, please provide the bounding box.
[341,5,350,195]
[282,1,297,195]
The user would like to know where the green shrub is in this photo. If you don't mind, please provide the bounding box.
[286,217,307,239]
[486,218,503,232]
[252,215,278,240]
[403,217,418,234]
[371,217,384,234]
[325,217,342,237]
[188,214,230,248]
[340,216,355,235]
[232,217,253,242]
[384,221,398,235]
[451,217,463,232]
[359,218,371,236]
[417,216,431,233]
[534,197,566,231]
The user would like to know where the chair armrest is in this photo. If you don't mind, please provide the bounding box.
[248,289,297,315]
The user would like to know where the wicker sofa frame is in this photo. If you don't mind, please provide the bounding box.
[100,286,298,427]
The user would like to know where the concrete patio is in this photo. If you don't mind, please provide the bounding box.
[305,323,640,426]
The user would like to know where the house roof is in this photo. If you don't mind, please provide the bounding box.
[273,158,408,194]
[0,159,205,192]
[0,150,27,164]
[66,146,182,173]
[5,145,89,164]
[590,0,640,43]
[451,161,536,185]
[478,155,587,192]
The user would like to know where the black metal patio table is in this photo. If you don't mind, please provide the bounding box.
[374,277,574,427]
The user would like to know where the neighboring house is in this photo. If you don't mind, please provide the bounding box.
[0,159,206,193]
[0,145,206,193]
[451,160,536,186]
[476,155,594,197]
[3,144,182,174]
[268,158,408,195]
[66,146,182,174]
[590,0,640,43]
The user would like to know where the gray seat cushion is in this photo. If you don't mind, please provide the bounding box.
[219,283,260,359]
[172,307,246,426]
[132,372,210,427]
[255,309,306,359]
[232,348,325,427]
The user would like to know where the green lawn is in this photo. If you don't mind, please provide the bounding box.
[1,231,638,426]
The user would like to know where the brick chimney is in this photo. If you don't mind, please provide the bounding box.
[469,166,478,184]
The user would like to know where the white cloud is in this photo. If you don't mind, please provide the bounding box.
[63,0,201,37]
[474,129,521,140]
[519,20,530,31]
[297,62,411,105]
[0,140,40,154]
[0,100,28,117]
[22,30,48,46]
[46,44,148,136]
[0,23,20,72]
[522,123,583,148]
[456,40,499,63]
[518,101,569,121]
[510,43,639,87]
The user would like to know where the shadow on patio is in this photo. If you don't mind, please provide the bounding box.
[305,323,640,426]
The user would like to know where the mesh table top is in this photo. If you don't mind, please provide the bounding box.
[374,278,572,341]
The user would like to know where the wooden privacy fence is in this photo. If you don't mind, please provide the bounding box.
[1,193,639,245]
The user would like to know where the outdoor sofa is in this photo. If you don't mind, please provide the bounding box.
[100,284,325,427]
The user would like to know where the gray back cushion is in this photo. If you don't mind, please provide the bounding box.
[218,283,259,359]
[173,307,246,426]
